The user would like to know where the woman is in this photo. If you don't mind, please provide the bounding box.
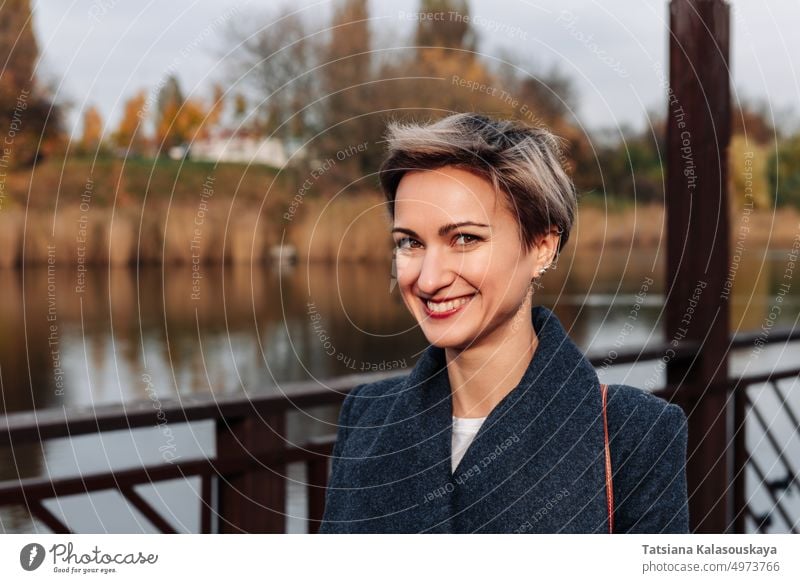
[319,113,689,534]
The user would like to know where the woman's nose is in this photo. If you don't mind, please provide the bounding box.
[416,247,456,294]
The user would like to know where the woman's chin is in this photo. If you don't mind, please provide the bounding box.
[420,328,474,351]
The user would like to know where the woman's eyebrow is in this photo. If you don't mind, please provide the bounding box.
[391,221,491,238]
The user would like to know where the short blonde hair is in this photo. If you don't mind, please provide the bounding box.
[378,112,576,256]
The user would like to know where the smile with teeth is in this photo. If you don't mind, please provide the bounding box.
[425,294,474,313]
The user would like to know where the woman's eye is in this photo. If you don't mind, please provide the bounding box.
[395,236,421,250]
[454,233,480,246]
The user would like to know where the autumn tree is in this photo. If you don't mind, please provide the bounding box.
[326,0,371,93]
[415,0,477,53]
[313,0,376,180]
[112,90,148,155]
[222,0,581,190]
[154,76,224,154]
[206,83,225,131]
[768,136,800,207]
[155,75,184,150]
[370,0,508,139]
[232,92,247,122]
[0,0,63,166]
[223,7,319,144]
[0,0,37,97]
[729,134,770,210]
[317,0,499,181]
[732,99,776,144]
[730,99,774,209]
[78,105,104,153]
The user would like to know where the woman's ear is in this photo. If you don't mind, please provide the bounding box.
[530,227,561,279]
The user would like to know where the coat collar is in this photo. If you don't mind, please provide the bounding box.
[405,304,600,427]
[370,304,608,532]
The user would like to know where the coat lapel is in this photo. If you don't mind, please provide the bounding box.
[448,306,609,532]
[333,338,456,532]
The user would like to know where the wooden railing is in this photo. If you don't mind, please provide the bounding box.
[728,329,800,533]
[0,370,397,534]
[0,330,797,533]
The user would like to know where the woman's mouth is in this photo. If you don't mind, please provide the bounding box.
[421,294,476,318]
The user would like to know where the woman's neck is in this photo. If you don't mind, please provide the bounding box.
[445,316,539,419]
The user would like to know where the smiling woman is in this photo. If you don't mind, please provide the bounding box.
[319,112,689,534]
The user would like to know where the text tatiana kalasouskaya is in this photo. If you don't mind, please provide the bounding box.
[642,544,777,558]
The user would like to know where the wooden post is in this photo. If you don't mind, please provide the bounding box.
[216,413,287,533]
[666,0,732,533]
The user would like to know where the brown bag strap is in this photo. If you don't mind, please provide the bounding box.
[600,383,614,533]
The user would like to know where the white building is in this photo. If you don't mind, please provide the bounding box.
[186,131,289,167]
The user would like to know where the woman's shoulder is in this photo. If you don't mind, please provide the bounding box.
[605,383,687,425]
[603,383,688,455]
[338,373,409,424]
[603,383,690,533]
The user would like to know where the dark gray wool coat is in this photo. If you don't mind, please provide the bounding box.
[319,305,689,533]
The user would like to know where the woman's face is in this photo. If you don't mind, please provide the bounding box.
[392,165,555,350]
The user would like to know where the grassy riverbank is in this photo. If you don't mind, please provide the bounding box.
[0,157,387,266]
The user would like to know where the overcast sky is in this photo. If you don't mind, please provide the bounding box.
[31,0,800,138]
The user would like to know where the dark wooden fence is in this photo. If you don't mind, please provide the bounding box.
[729,329,800,533]
[0,370,390,534]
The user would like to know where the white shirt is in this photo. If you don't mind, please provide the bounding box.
[451,415,488,473]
